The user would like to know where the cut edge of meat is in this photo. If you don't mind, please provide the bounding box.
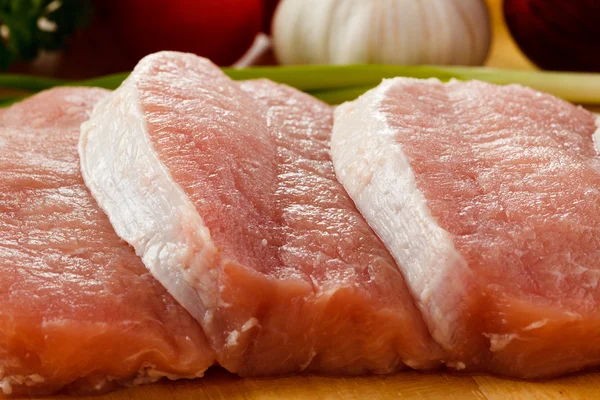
[332,78,477,371]
[79,70,219,326]
[81,53,445,375]
[331,77,600,377]
[0,364,206,397]
[2,87,214,396]
[234,78,445,373]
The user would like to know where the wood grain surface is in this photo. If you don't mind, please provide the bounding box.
[23,0,600,398]
[39,369,600,400]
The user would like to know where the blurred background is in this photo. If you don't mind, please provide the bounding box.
[1,0,598,78]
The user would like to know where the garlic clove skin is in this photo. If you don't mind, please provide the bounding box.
[272,0,491,66]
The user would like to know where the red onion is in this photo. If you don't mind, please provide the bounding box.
[503,0,600,72]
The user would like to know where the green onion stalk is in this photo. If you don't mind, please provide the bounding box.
[1,65,600,106]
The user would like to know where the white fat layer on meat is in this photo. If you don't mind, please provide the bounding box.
[593,116,600,154]
[523,319,548,331]
[446,361,466,371]
[483,319,548,353]
[226,330,240,347]
[0,364,205,395]
[130,362,205,386]
[241,318,260,332]
[79,65,220,325]
[330,78,470,353]
[0,373,45,395]
[483,333,521,353]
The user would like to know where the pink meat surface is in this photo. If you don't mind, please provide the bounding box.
[0,88,214,396]
[80,52,442,375]
[331,77,600,378]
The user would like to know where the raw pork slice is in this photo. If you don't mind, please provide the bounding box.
[80,52,442,375]
[331,77,600,378]
[0,88,214,396]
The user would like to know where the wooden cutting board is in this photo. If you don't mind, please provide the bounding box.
[25,0,600,399]
[39,369,600,400]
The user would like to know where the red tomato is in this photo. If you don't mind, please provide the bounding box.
[106,0,264,66]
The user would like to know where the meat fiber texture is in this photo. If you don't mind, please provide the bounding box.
[79,51,443,376]
[331,77,600,378]
[0,88,214,396]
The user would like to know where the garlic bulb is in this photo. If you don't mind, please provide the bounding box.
[272,0,491,66]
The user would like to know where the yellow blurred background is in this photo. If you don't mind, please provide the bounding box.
[485,0,535,70]
[6,0,535,80]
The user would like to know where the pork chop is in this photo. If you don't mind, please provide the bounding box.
[79,52,442,375]
[331,77,600,378]
[0,88,214,396]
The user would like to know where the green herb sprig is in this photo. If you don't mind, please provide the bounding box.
[0,0,92,70]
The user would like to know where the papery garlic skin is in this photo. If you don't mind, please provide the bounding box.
[272,0,491,66]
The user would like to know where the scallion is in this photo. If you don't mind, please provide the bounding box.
[1,65,600,107]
